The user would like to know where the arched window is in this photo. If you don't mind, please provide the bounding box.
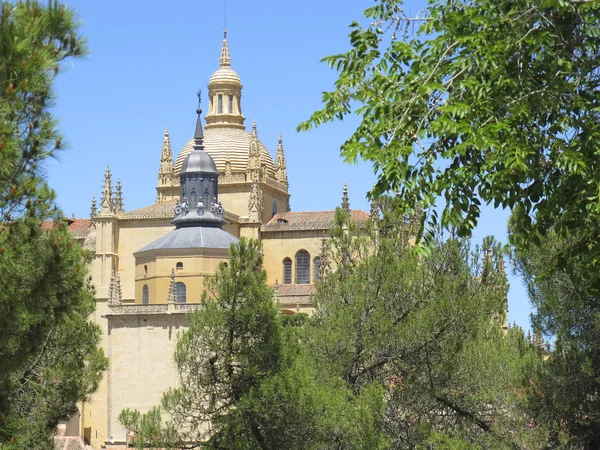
[143,265,148,276]
[176,262,183,270]
[142,285,149,305]
[313,256,321,283]
[295,250,310,285]
[272,200,277,218]
[282,258,292,284]
[218,94,223,114]
[175,282,186,303]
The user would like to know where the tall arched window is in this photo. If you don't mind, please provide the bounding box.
[282,258,292,284]
[313,256,321,283]
[295,250,310,285]
[175,282,186,303]
[142,285,149,305]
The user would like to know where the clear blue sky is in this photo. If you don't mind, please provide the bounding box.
[46,0,532,331]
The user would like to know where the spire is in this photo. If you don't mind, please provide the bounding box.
[252,120,257,136]
[219,28,231,67]
[167,268,177,303]
[158,127,174,182]
[193,90,205,151]
[341,182,350,214]
[90,197,97,226]
[247,120,261,182]
[115,273,122,305]
[114,179,124,213]
[100,166,114,214]
[108,270,115,304]
[275,133,288,186]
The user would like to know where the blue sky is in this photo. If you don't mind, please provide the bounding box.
[46,0,532,330]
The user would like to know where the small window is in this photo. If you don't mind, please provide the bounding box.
[176,262,183,270]
[175,282,186,303]
[144,265,147,276]
[272,200,277,218]
[218,94,223,114]
[313,257,321,282]
[295,250,310,285]
[229,95,234,113]
[283,258,292,284]
[142,285,149,305]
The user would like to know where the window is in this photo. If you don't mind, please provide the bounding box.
[218,94,223,114]
[229,95,234,113]
[142,285,149,305]
[176,262,183,270]
[272,200,277,218]
[143,265,147,276]
[175,282,186,303]
[283,258,292,284]
[313,257,321,282]
[295,250,310,284]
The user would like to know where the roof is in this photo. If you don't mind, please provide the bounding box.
[119,199,240,222]
[262,210,370,232]
[174,127,275,177]
[135,225,239,254]
[41,218,91,239]
[276,284,316,297]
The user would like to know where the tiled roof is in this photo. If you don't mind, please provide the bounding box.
[262,210,369,232]
[119,199,240,222]
[54,436,87,450]
[41,219,91,239]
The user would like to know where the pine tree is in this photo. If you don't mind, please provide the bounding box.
[0,2,106,448]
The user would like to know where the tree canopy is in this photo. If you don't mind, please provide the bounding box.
[299,0,600,288]
[0,2,106,448]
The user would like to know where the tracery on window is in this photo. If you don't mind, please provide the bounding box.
[295,250,310,285]
[283,258,292,284]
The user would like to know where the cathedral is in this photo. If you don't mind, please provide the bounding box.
[63,30,370,448]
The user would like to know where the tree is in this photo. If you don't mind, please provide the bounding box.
[305,203,545,448]
[511,222,600,448]
[120,239,321,450]
[299,0,600,290]
[0,1,106,448]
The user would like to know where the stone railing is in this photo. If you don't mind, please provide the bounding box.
[264,177,287,192]
[107,303,203,315]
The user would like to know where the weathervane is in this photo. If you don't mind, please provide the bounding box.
[196,89,202,115]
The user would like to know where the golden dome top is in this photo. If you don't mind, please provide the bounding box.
[174,127,275,176]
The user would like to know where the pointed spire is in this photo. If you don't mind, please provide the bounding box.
[101,166,114,213]
[90,197,97,226]
[168,268,177,303]
[247,120,261,182]
[252,119,257,136]
[108,270,115,304]
[341,182,350,214]
[194,90,205,151]
[275,133,288,186]
[158,127,174,181]
[114,179,124,213]
[219,28,231,67]
[370,196,379,220]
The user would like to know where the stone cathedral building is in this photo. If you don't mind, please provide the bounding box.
[66,31,370,448]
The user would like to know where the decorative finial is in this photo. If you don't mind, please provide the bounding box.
[114,179,124,213]
[101,166,114,213]
[193,90,205,151]
[90,197,97,226]
[219,28,231,67]
[108,270,115,304]
[341,182,350,214]
[275,133,288,186]
[168,268,177,303]
[370,196,379,220]
[115,273,122,305]
[252,119,257,135]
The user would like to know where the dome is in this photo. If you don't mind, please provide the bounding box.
[209,66,241,85]
[181,148,217,174]
[174,127,275,176]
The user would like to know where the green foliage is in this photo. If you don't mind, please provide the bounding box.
[299,0,600,288]
[0,2,105,448]
[305,203,545,448]
[512,222,600,448]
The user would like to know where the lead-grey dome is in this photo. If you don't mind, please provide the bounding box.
[181,148,218,174]
[135,226,238,254]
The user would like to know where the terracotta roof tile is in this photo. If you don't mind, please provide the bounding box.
[262,210,369,232]
[119,199,240,222]
[275,284,316,296]
[40,219,91,239]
